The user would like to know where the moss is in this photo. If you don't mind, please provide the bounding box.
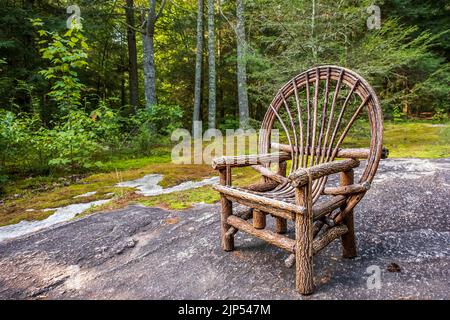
[383,122,450,158]
[344,121,450,158]
[0,162,216,226]
[135,167,260,211]
[139,186,219,210]
[99,152,171,172]
[85,163,215,188]
[3,209,56,226]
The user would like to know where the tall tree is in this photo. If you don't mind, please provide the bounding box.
[142,0,166,108]
[217,0,224,124]
[193,0,204,134]
[236,0,249,127]
[207,0,216,129]
[311,0,317,60]
[125,0,139,108]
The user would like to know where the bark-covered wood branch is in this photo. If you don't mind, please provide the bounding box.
[227,215,295,252]
[289,159,360,187]
[212,152,291,170]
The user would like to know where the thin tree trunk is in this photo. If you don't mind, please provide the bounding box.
[142,0,166,109]
[193,0,204,134]
[125,0,139,108]
[142,30,157,108]
[217,0,224,125]
[207,0,216,130]
[120,49,126,106]
[236,0,249,128]
[311,0,317,60]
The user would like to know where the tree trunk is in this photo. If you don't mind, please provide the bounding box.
[142,0,166,109]
[125,0,139,108]
[207,0,216,129]
[311,0,317,60]
[217,0,224,125]
[142,30,157,108]
[120,50,126,107]
[236,0,249,128]
[193,0,204,134]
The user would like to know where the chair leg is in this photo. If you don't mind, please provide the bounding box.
[220,195,234,251]
[253,209,266,229]
[275,217,287,234]
[295,187,315,295]
[219,168,234,252]
[341,212,356,258]
[340,169,357,258]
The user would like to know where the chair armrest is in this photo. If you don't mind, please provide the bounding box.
[288,159,360,188]
[212,152,291,170]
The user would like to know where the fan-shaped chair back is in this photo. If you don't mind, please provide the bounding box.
[259,66,384,203]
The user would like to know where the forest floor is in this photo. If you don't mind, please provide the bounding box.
[0,121,449,229]
[0,157,448,299]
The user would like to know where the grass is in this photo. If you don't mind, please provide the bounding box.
[383,122,450,158]
[0,121,448,227]
[343,121,450,158]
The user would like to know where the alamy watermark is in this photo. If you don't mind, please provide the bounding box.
[67,4,82,29]
[367,5,381,30]
[366,265,382,289]
[171,121,280,165]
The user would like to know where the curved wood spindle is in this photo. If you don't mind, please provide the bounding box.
[322,69,344,161]
[331,95,371,160]
[317,67,331,165]
[325,79,360,164]
[310,68,320,167]
[269,103,295,175]
[281,92,299,173]
[293,80,305,173]
[310,69,345,201]
[304,72,311,168]
[314,78,361,201]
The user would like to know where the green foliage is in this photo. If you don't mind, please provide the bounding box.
[47,110,103,170]
[0,101,184,174]
[142,104,183,137]
[0,110,47,173]
[432,108,449,123]
[392,106,405,123]
[31,18,89,112]
[218,117,261,131]
[219,117,241,131]
[0,105,125,174]
[127,104,183,155]
[245,0,449,118]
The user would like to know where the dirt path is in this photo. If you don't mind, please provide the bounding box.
[0,158,449,300]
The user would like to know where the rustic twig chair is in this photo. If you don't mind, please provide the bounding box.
[212,65,388,295]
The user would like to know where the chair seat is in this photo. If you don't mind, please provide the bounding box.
[239,185,296,204]
[217,184,347,221]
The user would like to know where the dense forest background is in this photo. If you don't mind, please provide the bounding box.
[0,0,449,177]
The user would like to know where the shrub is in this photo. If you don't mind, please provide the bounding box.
[392,106,405,123]
[0,110,47,173]
[140,104,183,136]
[126,105,183,155]
[31,18,89,113]
[432,107,449,123]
